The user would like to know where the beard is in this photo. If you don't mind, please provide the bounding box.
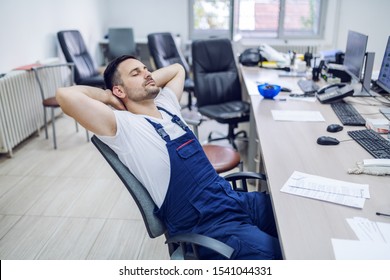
[145,86,160,98]
[123,85,160,102]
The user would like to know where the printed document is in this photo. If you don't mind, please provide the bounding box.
[280,171,369,208]
[332,217,390,259]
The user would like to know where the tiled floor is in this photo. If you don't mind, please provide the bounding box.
[0,101,249,260]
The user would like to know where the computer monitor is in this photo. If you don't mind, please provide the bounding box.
[343,30,368,81]
[376,36,390,94]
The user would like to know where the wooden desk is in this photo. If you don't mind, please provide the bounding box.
[240,65,390,259]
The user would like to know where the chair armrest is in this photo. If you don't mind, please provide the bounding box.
[166,233,234,260]
[224,171,267,192]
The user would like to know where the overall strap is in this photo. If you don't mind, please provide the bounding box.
[144,118,171,142]
[157,106,189,132]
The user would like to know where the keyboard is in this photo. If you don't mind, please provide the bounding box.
[297,79,320,93]
[330,102,366,126]
[348,129,390,159]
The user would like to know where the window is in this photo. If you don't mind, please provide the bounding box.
[190,0,327,40]
[190,0,232,39]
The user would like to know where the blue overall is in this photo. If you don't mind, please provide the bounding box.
[145,107,282,260]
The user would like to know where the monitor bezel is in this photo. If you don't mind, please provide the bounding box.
[343,30,369,81]
[376,36,390,94]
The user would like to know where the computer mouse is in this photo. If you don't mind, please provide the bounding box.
[281,87,292,92]
[317,136,340,145]
[326,124,343,133]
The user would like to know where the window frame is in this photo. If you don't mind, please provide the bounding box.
[189,0,328,41]
[189,0,234,40]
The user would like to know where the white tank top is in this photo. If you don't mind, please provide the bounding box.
[98,87,187,207]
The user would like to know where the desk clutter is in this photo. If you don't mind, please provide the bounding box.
[241,58,390,259]
[348,159,390,176]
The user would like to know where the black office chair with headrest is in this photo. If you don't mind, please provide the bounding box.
[192,38,250,149]
[57,30,105,88]
[107,28,139,61]
[147,32,195,110]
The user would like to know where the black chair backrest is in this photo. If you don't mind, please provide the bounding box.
[57,30,100,84]
[91,135,166,239]
[147,32,190,77]
[108,28,137,60]
[192,38,242,107]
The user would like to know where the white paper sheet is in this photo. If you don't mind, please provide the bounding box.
[347,217,388,242]
[280,171,369,208]
[271,110,325,122]
[332,239,390,259]
[332,217,390,259]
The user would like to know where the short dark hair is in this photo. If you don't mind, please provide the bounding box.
[103,55,138,90]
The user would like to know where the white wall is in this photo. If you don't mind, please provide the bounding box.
[102,0,189,42]
[0,0,389,73]
[0,0,105,73]
[335,0,390,70]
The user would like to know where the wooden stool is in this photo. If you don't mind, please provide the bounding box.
[203,144,241,173]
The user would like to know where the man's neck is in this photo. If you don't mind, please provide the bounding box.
[125,99,162,119]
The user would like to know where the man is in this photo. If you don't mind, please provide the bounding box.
[57,55,282,260]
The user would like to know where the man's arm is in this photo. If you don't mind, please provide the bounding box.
[56,86,125,136]
[152,63,185,101]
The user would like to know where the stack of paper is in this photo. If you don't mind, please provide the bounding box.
[280,171,370,208]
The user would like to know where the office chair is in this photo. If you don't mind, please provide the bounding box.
[32,63,89,149]
[107,28,139,61]
[147,32,195,110]
[92,135,267,259]
[91,135,235,259]
[192,38,250,149]
[57,30,105,88]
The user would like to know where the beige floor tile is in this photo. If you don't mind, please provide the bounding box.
[26,177,91,217]
[0,215,63,259]
[0,215,22,239]
[0,175,23,197]
[36,217,106,259]
[0,176,56,215]
[86,219,147,259]
[63,177,123,219]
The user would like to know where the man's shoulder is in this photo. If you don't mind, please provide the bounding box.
[156,87,180,108]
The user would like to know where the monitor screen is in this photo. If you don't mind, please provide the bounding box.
[343,30,368,80]
[376,36,390,93]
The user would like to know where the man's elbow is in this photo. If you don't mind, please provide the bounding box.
[56,87,67,107]
[55,87,75,114]
[173,63,185,78]
[174,63,185,73]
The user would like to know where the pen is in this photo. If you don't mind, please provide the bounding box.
[376,212,390,218]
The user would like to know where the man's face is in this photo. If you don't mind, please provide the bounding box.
[116,58,160,102]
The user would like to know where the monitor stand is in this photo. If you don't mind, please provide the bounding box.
[353,52,375,97]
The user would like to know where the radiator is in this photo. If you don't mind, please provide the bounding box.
[0,70,41,155]
[0,65,64,156]
[271,45,318,55]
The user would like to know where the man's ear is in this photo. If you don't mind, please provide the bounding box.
[112,85,126,99]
